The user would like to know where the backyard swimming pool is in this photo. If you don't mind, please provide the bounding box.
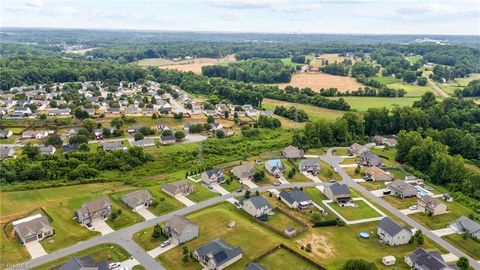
[416,186,430,196]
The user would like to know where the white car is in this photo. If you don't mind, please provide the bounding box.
[160,239,171,248]
[409,205,418,210]
[333,167,338,173]
[109,262,121,269]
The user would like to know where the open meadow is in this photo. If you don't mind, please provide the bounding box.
[261,98,345,123]
[326,96,419,111]
[135,55,236,74]
[277,73,363,92]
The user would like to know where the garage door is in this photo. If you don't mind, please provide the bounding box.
[24,235,37,243]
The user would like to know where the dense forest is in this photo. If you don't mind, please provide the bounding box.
[202,59,293,83]
[455,79,480,97]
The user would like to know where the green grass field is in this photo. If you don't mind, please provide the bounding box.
[387,82,436,97]
[409,200,475,230]
[257,247,320,270]
[326,96,420,111]
[133,226,167,251]
[185,181,218,202]
[359,181,386,191]
[34,244,130,270]
[406,55,422,64]
[107,191,146,230]
[262,98,345,123]
[370,147,400,167]
[332,148,349,156]
[328,200,381,221]
[443,234,480,260]
[382,196,417,210]
[265,209,304,232]
[371,75,401,85]
[454,73,480,86]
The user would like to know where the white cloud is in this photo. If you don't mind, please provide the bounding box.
[211,0,321,13]
[51,6,77,16]
[25,0,44,8]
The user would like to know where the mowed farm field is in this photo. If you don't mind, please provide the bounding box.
[309,53,356,67]
[135,55,236,74]
[262,98,345,123]
[277,73,363,92]
[327,96,420,111]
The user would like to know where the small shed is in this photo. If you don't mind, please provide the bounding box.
[284,226,297,237]
[227,220,236,228]
[382,255,396,266]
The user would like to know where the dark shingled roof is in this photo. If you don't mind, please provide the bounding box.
[328,183,350,196]
[279,188,311,205]
[194,238,243,266]
[378,217,408,237]
[246,262,267,270]
[242,196,272,210]
[59,256,109,270]
[406,248,453,270]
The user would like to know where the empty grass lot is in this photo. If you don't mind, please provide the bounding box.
[442,234,480,260]
[147,187,185,216]
[34,244,130,270]
[261,98,345,122]
[370,147,400,167]
[257,247,320,270]
[133,226,168,251]
[326,96,419,111]
[387,82,436,97]
[359,181,387,191]
[381,196,417,210]
[332,148,349,156]
[328,200,381,221]
[185,181,218,202]
[265,209,304,233]
[107,191,146,230]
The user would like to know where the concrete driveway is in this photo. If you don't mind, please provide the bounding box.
[25,241,47,259]
[147,238,179,258]
[240,179,258,189]
[301,172,322,183]
[119,258,140,269]
[136,208,156,220]
[277,175,290,184]
[211,184,238,204]
[371,188,388,197]
[432,227,456,237]
[399,207,423,215]
[174,194,196,206]
[90,220,114,235]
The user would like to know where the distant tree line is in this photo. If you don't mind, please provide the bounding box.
[455,79,480,97]
[273,106,309,122]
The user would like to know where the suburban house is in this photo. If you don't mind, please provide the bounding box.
[387,180,418,198]
[156,124,170,133]
[385,138,398,147]
[63,143,80,153]
[405,248,457,270]
[101,141,124,152]
[282,145,304,159]
[163,215,198,244]
[123,107,138,115]
[121,190,154,211]
[201,168,225,187]
[0,146,15,159]
[48,108,71,116]
[160,135,176,145]
[39,145,56,155]
[132,138,155,147]
[241,196,273,217]
[324,183,351,203]
[231,164,256,180]
[0,129,13,138]
[279,188,312,209]
[377,217,412,246]
[372,135,385,145]
[448,216,480,240]
[22,130,49,139]
[246,263,267,270]
[75,198,112,225]
[265,159,285,178]
[360,151,382,167]
[418,195,447,216]
[162,180,196,197]
[298,159,320,174]
[58,256,109,270]
[13,214,54,244]
[364,166,393,181]
[349,143,368,156]
[193,238,243,270]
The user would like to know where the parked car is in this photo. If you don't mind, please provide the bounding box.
[255,159,263,165]
[273,182,281,186]
[409,205,418,210]
[160,239,171,248]
[333,167,338,173]
[234,201,241,208]
[109,262,121,269]
[329,179,336,183]
[236,189,243,193]
[382,189,392,195]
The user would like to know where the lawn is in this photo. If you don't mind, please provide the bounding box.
[220,179,244,192]
[382,196,417,210]
[370,147,400,167]
[359,181,386,191]
[305,148,326,155]
[107,191,146,230]
[327,96,419,111]
[262,98,345,122]
[257,246,320,270]
[406,55,422,64]
[133,226,168,251]
[344,166,364,178]
[284,160,312,183]
[147,187,186,216]
[264,209,304,233]
[0,183,135,255]
[185,181,218,202]
[317,161,341,181]
[455,73,480,86]
[341,157,357,164]
[0,135,20,144]
[157,203,294,270]
[0,223,31,266]
[34,244,130,270]
[371,75,401,85]
[387,82,436,97]
[443,234,480,260]
[332,148,349,156]
[409,200,475,230]
[328,200,381,221]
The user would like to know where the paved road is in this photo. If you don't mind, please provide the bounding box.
[427,77,449,98]
[14,182,324,270]
[321,148,480,269]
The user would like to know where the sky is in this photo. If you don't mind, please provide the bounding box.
[1,0,480,35]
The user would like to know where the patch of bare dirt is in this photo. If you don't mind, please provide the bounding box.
[277,73,362,92]
[296,232,336,258]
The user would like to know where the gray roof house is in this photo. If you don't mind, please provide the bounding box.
[160,135,176,145]
[163,215,198,244]
[324,183,351,203]
[449,216,480,241]
[0,146,15,158]
[13,214,54,244]
[377,217,412,246]
[349,143,369,156]
[193,238,243,270]
[418,195,447,216]
[102,141,124,152]
[59,256,109,270]
[279,188,312,209]
[387,180,418,198]
[298,159,320,174]
[162,180,195,197]
[246,263,267,270]
[282,145,304,159]
[241,196,273,218]
[75,198,112,225]
[360,151,382,167]
[201,168,225,187]
[39,145,56,155]
[405,248,458,270]
[232,164,256,180]
[0,129,13,138]
[265,159,285,178]
[132,138,155,147]
[121,190,154,211]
